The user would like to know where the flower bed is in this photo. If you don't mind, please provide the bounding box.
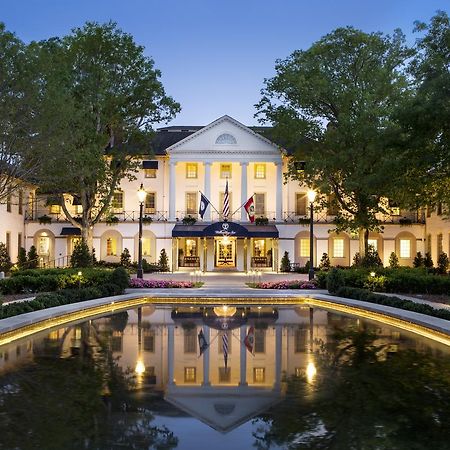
[129,278,199,288]
[249,280,317,289]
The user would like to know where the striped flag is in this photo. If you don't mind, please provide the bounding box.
[222,179,230,220]
[222,332,229,369]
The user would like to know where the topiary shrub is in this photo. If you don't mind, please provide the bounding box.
[120,248,131,267]
[319,253,331,271]
[353,245,382,268]
[17,247,28,269]
[424,252,434,268]
[413,252,424,268]
[327,268,345,294]
[280,251,291,272]
[111,266,130,290]
[437,252,449,275]
[70,240,93,268]
[158,249,170,272]
[27,245,39,269]
[389,252,399,269]
[0,242,12,273]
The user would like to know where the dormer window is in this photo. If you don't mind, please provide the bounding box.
[215,133,237,145]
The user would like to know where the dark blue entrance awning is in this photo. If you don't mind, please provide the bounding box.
[60,227,81,236]
[172,221,278,238]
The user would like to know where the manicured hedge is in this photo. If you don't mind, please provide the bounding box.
[335,286,450,321]
[0,267,130,319]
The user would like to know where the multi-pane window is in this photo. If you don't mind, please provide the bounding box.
[219,191,233,215]
[5,232,10,257]
[184,329,197,353]
[145,192,156,214]
[254,193,265,216]
[18,232,22,254]
[254,329,265,353]
[427,234,432,254]
[254,163,266,179]
[186,163,198,179]
[142,238,152,257]
[50,204,61,214]
[399,239,411,258]
[143,329,155,352]
[295,328,308,353]
[144,168,157,178]
[368,239,378,251]
[184,367,196,383]
[219,367,231,383]
[437,233,443,255]
[253,239,265,257]
[253,367,265,383]
[295,193,307,216]
[220,163,232,179]
[186,192,198,216]
[112,192,124,213]
[75,205,83,215]
[38,236,50,255]
[6,191,11,213]
[18,190,23,215]
[333,238,344,258]
[300,239,310,257]
[106,237,117,256]
[111,331,123,352]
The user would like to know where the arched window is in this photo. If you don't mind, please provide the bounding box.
[215,133,237,145]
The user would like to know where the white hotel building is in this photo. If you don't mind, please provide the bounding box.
[2,115,449,271]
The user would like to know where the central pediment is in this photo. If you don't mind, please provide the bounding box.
[166,115,282,163]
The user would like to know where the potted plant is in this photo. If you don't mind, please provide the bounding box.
[399,217,412,226]
[105,215,119,226]
[142,215,153,225]
[182,215,197,225]
[255,217,269,226]
[298,217,310,225]
[37,214,52,224]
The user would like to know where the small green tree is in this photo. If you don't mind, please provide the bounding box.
[424,252,434,268]
[327,268,345,294]
[120,248,131,267]
[437,252,449,274]
[389,252,399,269]
[17,247,27,269]
[91,247,97,265]
[319,252,331,271]
[158,249,169,272]
[0,242,12,273]
[27,245,38,269]
[280,251,291,272]
[70,240,93,268]
[413,252,424,268]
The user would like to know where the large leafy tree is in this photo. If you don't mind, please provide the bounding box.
[256,27,413,255]
[35,22,180,248]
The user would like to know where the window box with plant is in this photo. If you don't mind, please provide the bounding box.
[142,215,153,225]
[182,215,197,225]
[255,217,269,226]
[37,214,52,225]
[105,215,120,226]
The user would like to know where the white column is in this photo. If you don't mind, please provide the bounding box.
[202,325,211,385]
[239,325,248,386]
[167,324,175,385]
[275,161,283,222]
[204,162,212,221]
[240,162,249,221]
[169,161,177,221]
[274,325,282,389]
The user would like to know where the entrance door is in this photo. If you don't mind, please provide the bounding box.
[215,237,236,268]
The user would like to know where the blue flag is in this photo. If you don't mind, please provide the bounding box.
[198,329,209,356]
[198,192,210,219]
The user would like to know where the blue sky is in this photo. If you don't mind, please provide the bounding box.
[2,0,448,126]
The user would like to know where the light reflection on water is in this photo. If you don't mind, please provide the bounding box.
[0,304,449,450]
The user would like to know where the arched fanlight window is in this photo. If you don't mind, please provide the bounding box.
[215,133,237,145]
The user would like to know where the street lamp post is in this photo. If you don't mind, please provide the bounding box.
[307,190,316,281]
[137,183,147,279]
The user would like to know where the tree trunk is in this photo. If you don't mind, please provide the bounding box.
[81,222,94,251]
[358,227,369,257]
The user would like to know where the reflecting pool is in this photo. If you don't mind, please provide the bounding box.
[1,304,450,450]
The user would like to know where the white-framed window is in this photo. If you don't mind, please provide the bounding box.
[144,168,157,178]
[75,205,83,215]
[186,163,198,179]
[185,238,198,256]
[112,192,124,213]
[215,133,237,145]
[333,238,344,258]
[399,239,411,258]
[143,329,155,352]
[300,238,310,257]
[5,232,10,257]
[254,163,266,179]
[184,329,197,353]
[253,239,265,257]
[220,163,232,179]
[253,367,265,383]
[145,192,156,214]
[142,238,152,257]
[186,192,198,216]
[38,235,50,255]
[368,239,378,251]
[184,367,196,383]
[106,237,117,256]
[296,193,307,216]
[254,329,265,353]
[254,193,265,216]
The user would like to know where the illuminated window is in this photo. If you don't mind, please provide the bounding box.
[254,163,266,179]
[254,193,265,216]
[399,239,411,258]
[185,238,197,256]
[145,192,156,214]
[300,238,310,257]
[368,239,378,251]
[75,205,83,214]
[112,192,123,213]
[253,367,265,383]
[144,168,157,178]
[38,235,50,255]
[186,192,198,215]
[295,193,307,216]
[220,163,232,179]
[184,367,196,383]
[254,329,265,353]
[142,238,151,257]
[106,237,117,256]
[186,163,198,179]
[333,238,344,258]
[50,204,61,214]
[253,239,265,257]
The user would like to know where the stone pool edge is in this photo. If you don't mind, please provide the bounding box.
[0,288,449,347]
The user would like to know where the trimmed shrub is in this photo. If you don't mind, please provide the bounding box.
[120,248,131,267]
[280,251,291,272]
[17,247,28,269]
[70,240,93,268]
[27,246,39,269]
[327,268,345,294]
[413,252,424,268]
[424,252,434,268]
[158,249,170,272]
[111,266,130,290]
[0,242,12,273]
[437,252,449,275]
[389,252,399,269]
[319,253,331,271]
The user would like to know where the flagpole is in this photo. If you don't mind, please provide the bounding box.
[230,193,255,218]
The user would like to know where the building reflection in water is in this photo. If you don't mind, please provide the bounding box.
[0,304,442,433]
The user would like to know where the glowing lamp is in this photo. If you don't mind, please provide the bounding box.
[137,183,147,204]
